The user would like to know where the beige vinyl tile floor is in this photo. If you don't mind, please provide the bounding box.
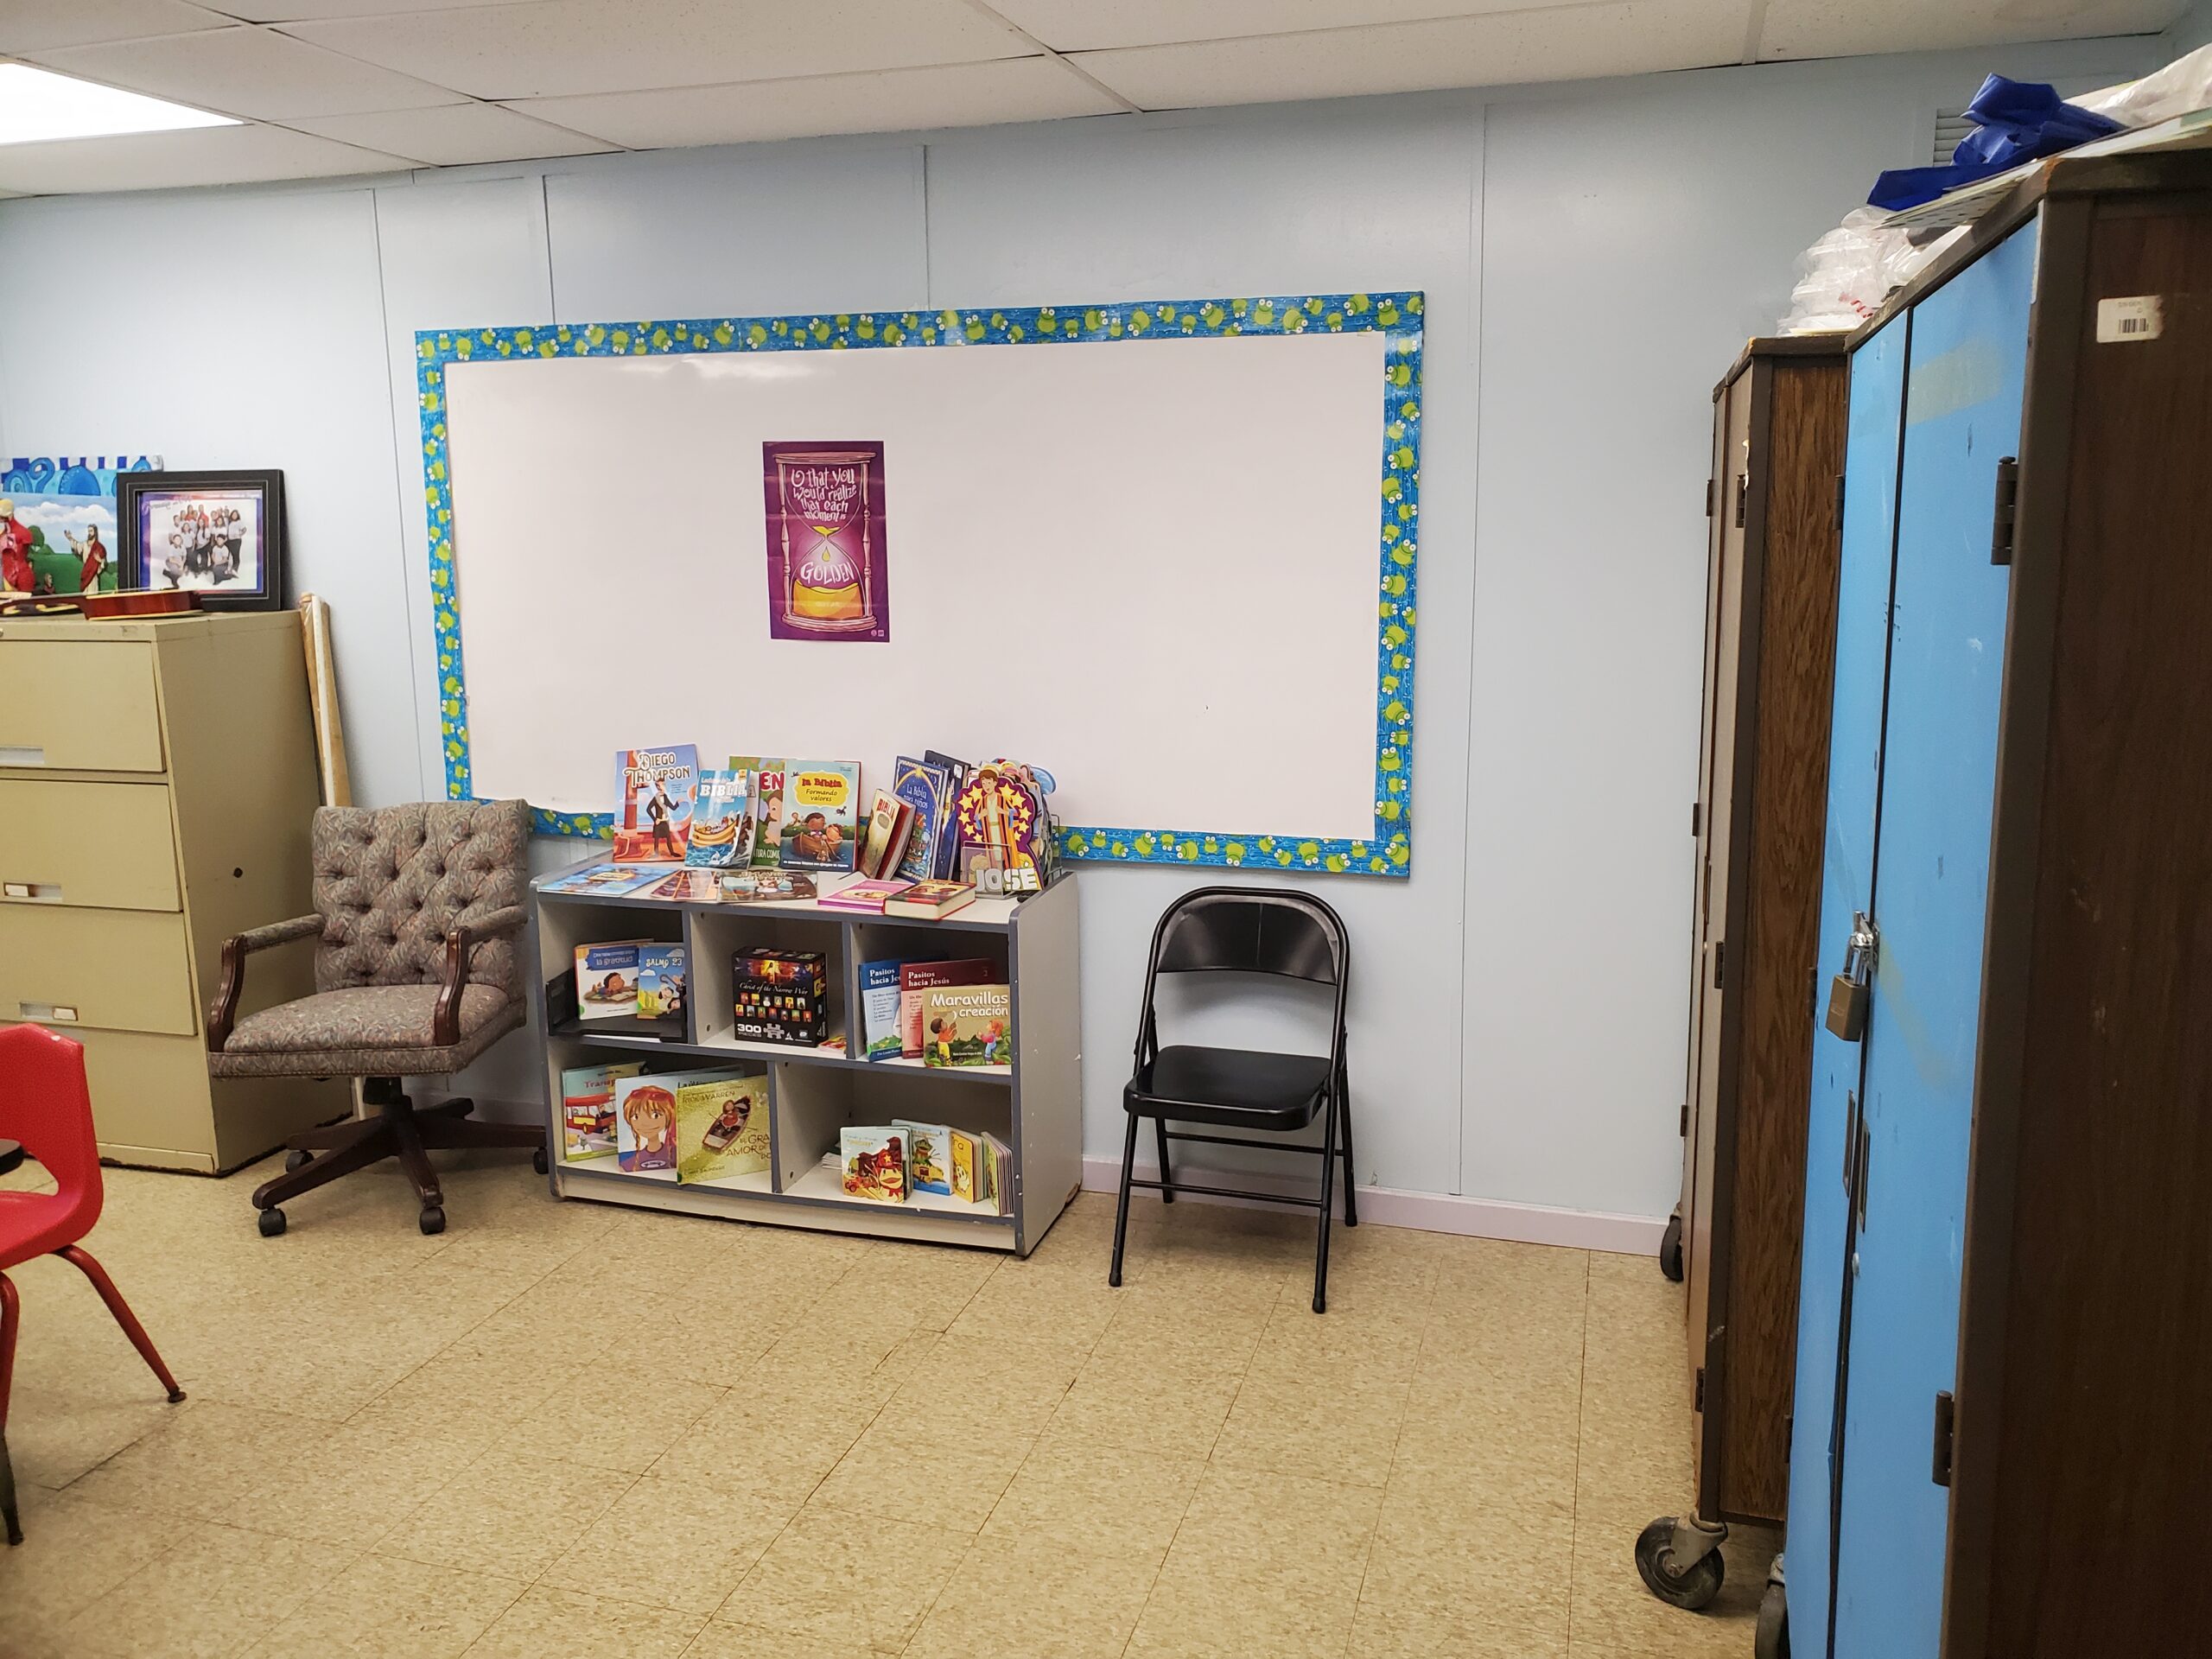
[0,1149,1771,1658]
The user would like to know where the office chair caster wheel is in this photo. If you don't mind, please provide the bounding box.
[418,1205,445,1236]
[284,1148,313,1173]
[532,1146,549,1175]
[257,1207,287,1237]
[1757,1578,1789,1659]
[1659,1210,1684,1282]
[1636,1516,1725,1610]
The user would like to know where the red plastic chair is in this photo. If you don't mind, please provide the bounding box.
[0,1025,185,1545]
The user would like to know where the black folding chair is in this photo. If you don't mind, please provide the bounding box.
[1109,887,1355,1313]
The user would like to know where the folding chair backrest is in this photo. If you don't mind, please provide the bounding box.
[1149,887,1348,988]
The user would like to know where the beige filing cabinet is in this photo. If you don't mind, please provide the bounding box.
[0,612,346,1171]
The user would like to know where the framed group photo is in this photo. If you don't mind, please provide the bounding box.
[118,469,286,611]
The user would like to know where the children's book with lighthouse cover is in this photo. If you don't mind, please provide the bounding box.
[611,745,700,862]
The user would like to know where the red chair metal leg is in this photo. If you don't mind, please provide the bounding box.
[54,1248,185,1403]
[0,1271,18,1434]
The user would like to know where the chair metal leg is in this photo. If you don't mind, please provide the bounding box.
[1313,1089,1339,1313]
[53,1248,184,1403]
[1,1421,19,1546]
[1154,1116,1175,1204]
[1338,1065,1358,1229]
[0,1271,17,1439]
[1109,1114,1140,1288]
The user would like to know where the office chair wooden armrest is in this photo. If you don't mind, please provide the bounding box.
[207,914,323,1052]
[431,906,530,1046]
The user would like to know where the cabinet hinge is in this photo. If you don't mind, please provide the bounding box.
[1705,477,1716,518]
[1694,1366,1707,1413]
[1835,472,1847,525]
[1712,940,1726,990]
[1990,456,2019,566]
[1931,1390,1956,1487]
[1733,473,1749,530]
[1680,1100,1688,1138]
[1690,801,1701,837]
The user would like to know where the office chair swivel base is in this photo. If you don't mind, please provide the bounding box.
[251,1077,549,1237]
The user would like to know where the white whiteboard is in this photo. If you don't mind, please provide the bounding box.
[435,310,1412,860]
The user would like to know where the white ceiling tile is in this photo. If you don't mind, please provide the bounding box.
[512,56,1119,149]
[283,0,1036,102]
[201,0,541,17]
[0,121,407,194]
[1757,0,2181,60]
[1076,1,1747,109]
[987,0,1568,54]
[286,100,618,165]
[0,1,235,54]
[30,26,467,120]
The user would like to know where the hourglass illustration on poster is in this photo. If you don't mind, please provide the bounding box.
[762,441,891,642]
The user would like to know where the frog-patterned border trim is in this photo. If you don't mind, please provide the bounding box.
[416,291,1421,877]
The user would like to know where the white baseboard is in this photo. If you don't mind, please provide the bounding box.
[1079,1156,1667,1257]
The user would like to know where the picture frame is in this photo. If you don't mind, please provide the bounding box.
[117,469,286,612]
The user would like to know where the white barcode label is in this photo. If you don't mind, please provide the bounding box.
[2096,296,2164,342]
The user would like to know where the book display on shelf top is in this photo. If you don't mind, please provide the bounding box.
[527,862,1082,1255]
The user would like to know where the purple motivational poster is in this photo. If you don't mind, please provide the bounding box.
[762,441,890,643]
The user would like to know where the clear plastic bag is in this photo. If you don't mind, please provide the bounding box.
[2075,42,2212,130]
[1777,210,1964,335]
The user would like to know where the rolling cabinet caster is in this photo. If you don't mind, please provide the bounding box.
[532,1146,550,1175]
[1659,1208,1685,1282]
[284,1148,313,1173]
[418,1205,446,1236]
[257,1207,287,1237]
[1757,1554,1789,1659]
[1635,1514,1726,1611]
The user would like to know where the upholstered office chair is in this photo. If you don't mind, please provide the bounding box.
[207,800,547,1237]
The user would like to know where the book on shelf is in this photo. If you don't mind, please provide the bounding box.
[686,767,755,868]
[574,940,652,1021]
[890,755,954,884]
[729,756,786,869]
[560,1061,645,1160]
[643,868,722,904]
[920,983,1013,1068]
[899,959,998,1058]
[856,789,912,880]
[613,1074,681,1174]
[923,749,972,880]
[893,1119,953,1196]
[881,880,975,920]
[979,1133,1013,1215]
[858,959,912,1062]
[817,876,912,914]
[634,944,686,1020]
[841,1127,907,1203]
[778,760,861,873]
[675,1071,770,1183]
[717,868,817,904]
[543,862,663,897]
[731,947,830,1046]
[948,1128,980,1204]
[612,745,700,862]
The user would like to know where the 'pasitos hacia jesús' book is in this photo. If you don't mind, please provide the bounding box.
[612,745,700,861]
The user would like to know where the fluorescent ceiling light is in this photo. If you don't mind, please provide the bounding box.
[0,63,238,148]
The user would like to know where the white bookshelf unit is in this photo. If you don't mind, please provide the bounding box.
[527,871,1082,1255]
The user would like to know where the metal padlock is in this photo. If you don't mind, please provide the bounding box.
[1825,913,1877,1041]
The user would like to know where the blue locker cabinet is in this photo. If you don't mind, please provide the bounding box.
[1781,147,2212,1659]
